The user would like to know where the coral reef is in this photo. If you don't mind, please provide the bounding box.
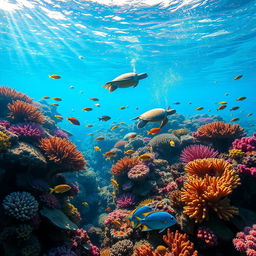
[197,227,218,247]
[116,193,136,208]
[111,157,140,176]
[0,86,33,104]
[128,164,150,180]
[110,239,133,256]
[232,134,256,152]
[0,130,11,151]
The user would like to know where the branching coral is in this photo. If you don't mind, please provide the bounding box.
[8,100,45,124]
[162,229,198,256]
[39,137,86,172]
[132,244,158,256]
[193,121,244,151]
[0,131,11,151]
[128,164,150,180]
[111,157,140,176]
[180,144,218,163]
[0,86,33,103]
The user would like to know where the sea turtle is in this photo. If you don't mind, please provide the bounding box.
[132,107,176,129]
[103,72,148,92]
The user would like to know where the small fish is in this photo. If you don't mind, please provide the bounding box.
[129,133,137,139]
[49,74,61,79]
[86,124,93,127]
[230,106,239,111]
[138,154,152,161]
[69,85,75,89]
[78,56,84,60]
[96,136,104,141]
[169,140,175,147]
[124,150,135,155]
[217,105,227,111]
[50,103,59,106]
[218,101,227,105]
[234,74,243,80]
[173,102,180,105]
[224,93,229,96]
[236,97,247,101]
[94,103,100,107]
[111,125,118,131]
[99,115,111,121]
[67,117,80,125]
[42,96,50,99]
[54,115,63,120]
[155,246,168,255]
[82,107,93,111]
[90,97,99,101]
[111,179,119,188]
[188,102,192,104]
[94,146,101,151]
[82,202,89,207]
[52,97,62,101]
[87,133,93,135]
[231,118,240,122]
[105,207,112,212]
[119,106,127,110]
[136,106,139,110]
[136,211,177,233]
[196,107,204,111]
[247,113,253,117]
[50,184,71,194]
[118,122,125,125]
[147,128,161,135]
[112,220,121,226]
[103,151,116,160]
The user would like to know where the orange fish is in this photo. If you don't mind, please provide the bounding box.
[86,124,93,127]
[52,97,62,101]
[147,128,161,135]
[49,74,61,79]
[103,151,116,160]
[96,136,104,141]
[105,207,112,212]
[99,115,111,121]
[67,117,80,125]
[51,103,59,106]
[129,134,137,139]
[50,184,71,193]
[82,107,93,111]
[90,97,99,101]
[234,74,243,80]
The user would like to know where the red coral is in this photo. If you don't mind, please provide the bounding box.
[39,137,86,172]
[8,100,45,124]
[111,157,141,176]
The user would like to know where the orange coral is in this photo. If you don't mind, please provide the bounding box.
[111,157,141,176]
[163,229,198,256]
[0,86,33,103]
[8,100,45,124]
[100,248,110,256]
[132,244,168,256]
[39,137,86,172]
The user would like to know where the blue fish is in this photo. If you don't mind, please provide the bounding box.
[136,211,177,233]
[126,205,153,228]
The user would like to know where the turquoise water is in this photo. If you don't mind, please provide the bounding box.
[0,0,255,137]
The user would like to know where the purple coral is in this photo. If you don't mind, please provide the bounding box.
[180,144,218,163]
[0,120,10,128]
[44,246,77,256]
[232,134,256,152]
[8,122,45,140]
[39,193,60,208]
[116,193,135,209]
[52,129,68,138]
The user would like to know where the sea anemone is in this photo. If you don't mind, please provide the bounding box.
[51,129,69,138]
[9,122,45,141]
[8,100,45,124]
[180,144,218,163]
[193,121,244,151]
[0,86,33,104]
[116,193,136,208]
[39,137,86,172]
[128,164,150,180]
[111,157,140,176]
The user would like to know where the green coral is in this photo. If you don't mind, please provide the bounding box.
[0,131,11,151]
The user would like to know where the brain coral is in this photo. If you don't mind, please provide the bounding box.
[111,157,140,176]
[39,137,86,172]
[110,239,133,256]
[8,100,45,124]
[0,86,33,103]
[180,144,218,163]
[149,133,180,152]
[128,164,150,180]
[3,192,39,221]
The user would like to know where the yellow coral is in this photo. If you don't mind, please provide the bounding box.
[229,149,245,159]
[62,203,81,225]
[0,131,11,152]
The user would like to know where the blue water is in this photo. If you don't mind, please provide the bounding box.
[0,0,255,140]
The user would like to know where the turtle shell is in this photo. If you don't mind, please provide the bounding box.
[139,108,167,121]
[108,73,138,88]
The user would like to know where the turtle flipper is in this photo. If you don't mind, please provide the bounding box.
[133,81,139,88]
[103,83,117,92]
[137,120,148,129]
[160,118,168,128]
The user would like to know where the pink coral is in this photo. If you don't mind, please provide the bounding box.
[128,164,150,180]
[197,227,218,247]
[104,209,130,226]
[180,144,218,163]
[233,225,256,255]
[232,134,256,152]
[0,120,10,128]
[116,193,136,208]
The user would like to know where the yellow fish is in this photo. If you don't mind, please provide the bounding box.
[236,97,247,101]
[42,96,50,99]
[51,103,59,106]
[231,118,240,122]
[247,113,253,117]
[49,74,61,79]
[94,146,101,151]
[196,107,204,111]
[150,146,153,153]
[111,125,118,131]
[137,154,152,161]
[112,220,122,226]
[97,186,101,191]
[111,179,119,188]
[82,202,89,207]
[170,140,175,147]
[124,150,135,155]
[52,97,62,101]
[54,115,63,120]
[118,122,125,125]
[218,101,227,105]
[217,105,227,111]
[50,184,71,194]
[120,106,126,110]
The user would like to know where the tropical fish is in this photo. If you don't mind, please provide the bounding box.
[138,154,152,161]
[94,103,100,107]
[82,107,93,111]
[54,115,63,120]
[52,97,62,101]
[111,179,119,188]
[104,151,116,160]
[124,150,135,155]
[50,103,59,106]
[78,55,84,60]
[97,186,101,191]
[105,207,112,212]
[49,74,61,79]
[234,74,243,80]
[196,107,204,111]
[129,133,137,139]
[136,211,177,233]
[118,122,125,125]
[42,96,50,99]
[94,146,101,151]
[50,184,71,194]
[96,136,104,141]
[82,202,89,207]
[69,85,75,89]
[247,113,253,117]
[169,140,175,147]
[150,146,153,153]
[217,105,227,111]
[90,97,99,101]
[230,106,239,111]
[231,118,240,122]
[86,124,93,127]
[112,220,122,226]
[218,101,227,105]
[67,117,80,125]
[111,125,118,131]
[188,102,192,104]
[120,106,126,110]
[236,97,247,101]
[155,246,168,255]
[147,128,161,135]
[173,102,180,105]
[224,93,229,96]
[126,205,153,228]
[99,116,111,121]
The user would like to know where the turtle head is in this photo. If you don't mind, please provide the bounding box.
[166,107,176,116]
[138,73,148,80]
